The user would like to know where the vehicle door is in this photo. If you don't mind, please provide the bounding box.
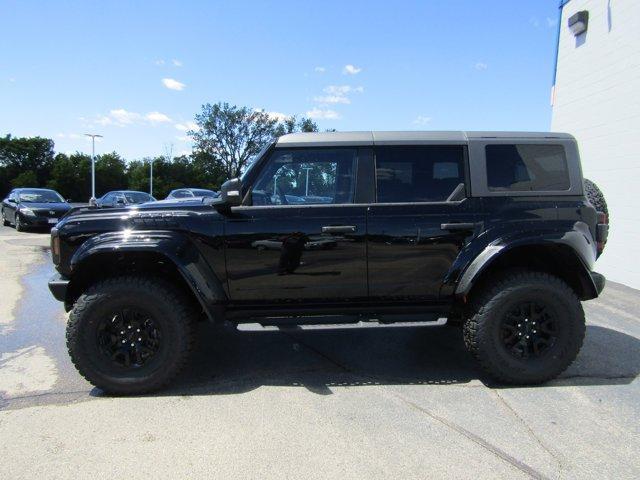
[366,144,478,302]
[224,147,369,304]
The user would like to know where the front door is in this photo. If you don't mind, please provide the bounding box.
[367,144,477,302]
[224,147,368,304]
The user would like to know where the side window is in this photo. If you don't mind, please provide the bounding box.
[375,145,465,203]
[251,148,357,205]
[173,190,191,198]
[485,144,570,191]
[103,193,114,202]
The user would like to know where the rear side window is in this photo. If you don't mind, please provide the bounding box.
[485,144,570,192]
[375,145,465,203]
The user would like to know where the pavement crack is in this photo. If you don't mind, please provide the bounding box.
[389,391,552,480]
[493,390,564,479]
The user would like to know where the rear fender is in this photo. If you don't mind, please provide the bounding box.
[452,224,599,300]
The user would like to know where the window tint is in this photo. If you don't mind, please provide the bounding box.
[251,148,357,205]
[172,190,192,198]
[486,144,570,192]
[375,146,465,203]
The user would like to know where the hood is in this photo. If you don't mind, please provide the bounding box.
[20,202,71,210]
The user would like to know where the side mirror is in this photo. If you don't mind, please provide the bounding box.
[220,178,243,207]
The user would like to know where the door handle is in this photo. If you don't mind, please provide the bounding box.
[322,225,357,234]
[440,222,476,231]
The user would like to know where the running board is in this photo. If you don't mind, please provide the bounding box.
[237,318,448,332]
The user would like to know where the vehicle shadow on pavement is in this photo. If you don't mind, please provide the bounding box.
[149,323,640,397]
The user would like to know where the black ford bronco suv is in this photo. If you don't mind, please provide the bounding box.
[48,131,609,394]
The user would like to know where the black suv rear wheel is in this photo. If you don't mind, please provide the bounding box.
[463,271,585,384]
[66,276,196,395]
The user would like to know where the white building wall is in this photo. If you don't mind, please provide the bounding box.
[551,0,640,289]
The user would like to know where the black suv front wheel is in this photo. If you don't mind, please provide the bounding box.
[66,276,196,395]
[463,271,585,384]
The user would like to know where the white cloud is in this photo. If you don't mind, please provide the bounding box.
[146,111,172,123]
[162,78,186,91]
[323,85,364,96]
[174,121,200,132]
[57,133,82,139]
[110,108,141,125]
[474,62,488,71]
[314,66,326,73]
[413,115,432,125]
[176,135,191,142]
[546,17,558,28]
[87,109,173,128]
[313,95,351,105]
[254,109,290,122]
[343,64,362,75]
[154,59,165,66]
[530,17,540,28]
[172,59,182,67]
[306,108,340,120]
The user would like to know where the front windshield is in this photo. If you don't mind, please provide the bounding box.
[124,192,154,203]
[18,189,64,203]
[241,141,273,182]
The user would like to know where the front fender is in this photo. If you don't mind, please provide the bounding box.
[71,230,227,319]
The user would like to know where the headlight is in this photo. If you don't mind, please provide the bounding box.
[21,207,36,216]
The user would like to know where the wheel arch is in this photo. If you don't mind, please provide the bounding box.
[456,242,599,302]
[66,231,227,321]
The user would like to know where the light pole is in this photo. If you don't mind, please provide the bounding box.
[303,167,313,196]
[85,133,103,205]
[150,159,154,197]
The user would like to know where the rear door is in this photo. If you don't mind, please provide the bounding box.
[224,147,369,304]
[367,144,477,302]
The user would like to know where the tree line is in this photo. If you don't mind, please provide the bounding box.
[0,102,318,201]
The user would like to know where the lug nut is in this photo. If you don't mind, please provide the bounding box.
[121,340,125,344]
[518,324,521,327]
[137,329,140,332]
[130,343,134,347]
[138,337,142,341]
[128,326,132,329]
[526,335,530,339]
[533,330,537,333]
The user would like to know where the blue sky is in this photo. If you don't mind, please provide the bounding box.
[1,0,561,159]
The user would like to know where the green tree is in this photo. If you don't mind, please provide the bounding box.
[190,103,319,181]
[0,134,55,195]
[191,103,280,179]
[11,170,38,188]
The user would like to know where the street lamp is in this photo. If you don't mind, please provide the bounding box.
[303,167,313,196]
[85,133,103,205]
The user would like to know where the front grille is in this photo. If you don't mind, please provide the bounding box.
[35,209,65,218]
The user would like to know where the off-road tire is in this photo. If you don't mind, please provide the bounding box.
[463,271,585,385]
[66,275,197,395]
[584,178,608,218]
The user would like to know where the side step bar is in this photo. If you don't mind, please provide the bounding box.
[237,318,448,332]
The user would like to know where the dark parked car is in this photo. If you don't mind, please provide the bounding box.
[2,188,72,231]
[48,131,609,394]
[165,188,219,200]
[95,190,155,208]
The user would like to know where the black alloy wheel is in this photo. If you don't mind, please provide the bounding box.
[500,301,558,359]
[96,308,162,369]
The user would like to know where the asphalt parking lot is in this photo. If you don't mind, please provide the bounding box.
[0,224,639,479]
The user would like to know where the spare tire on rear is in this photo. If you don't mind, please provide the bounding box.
[584,178,609,218]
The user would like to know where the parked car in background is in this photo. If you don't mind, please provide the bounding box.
[2,188,72,231]
[165,188,219,200]
[95,190,156,208]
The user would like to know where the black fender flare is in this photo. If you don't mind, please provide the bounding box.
[70,230,227,320]
[453,227,599,300]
